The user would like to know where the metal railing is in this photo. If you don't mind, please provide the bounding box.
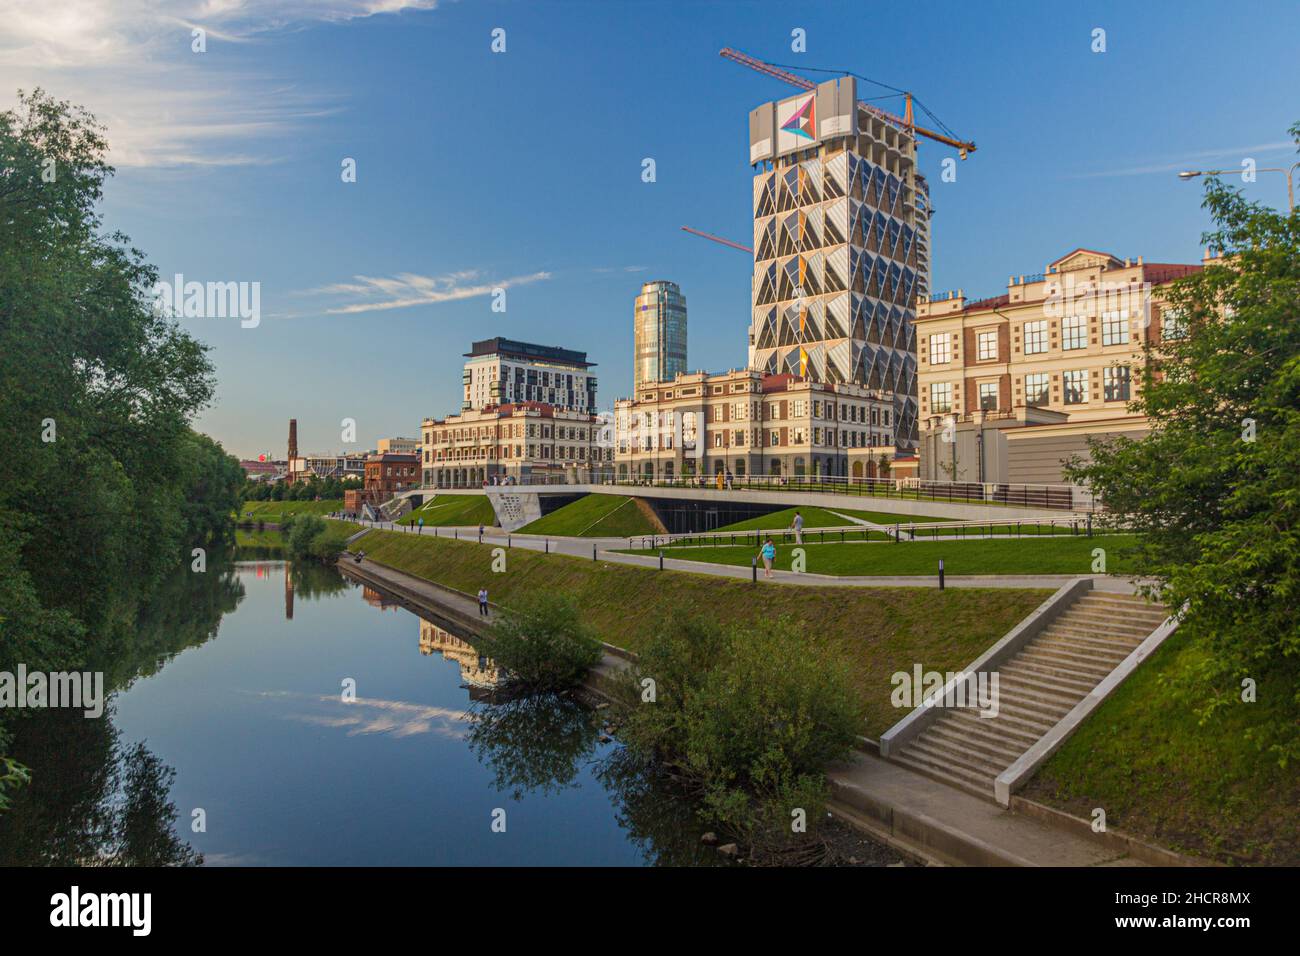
[628,513,1107,551]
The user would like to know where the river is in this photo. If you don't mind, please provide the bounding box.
[0,556,713,866]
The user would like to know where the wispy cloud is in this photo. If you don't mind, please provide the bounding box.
[0,1,441,167]
[295,268,552,316]
[256,689,470,739]
[1072,141,1298,179]
[593,265,649,274]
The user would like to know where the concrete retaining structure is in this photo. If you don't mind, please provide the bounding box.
[993,608,1181,806]
[879,577,1094,758]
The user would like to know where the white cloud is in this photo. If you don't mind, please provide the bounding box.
[298,269,552,316]
[0,0,441,167]
[1073,141,1298,179]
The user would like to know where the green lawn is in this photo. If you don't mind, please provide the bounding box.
[397,494,498,528]
[518,494,660,537]
[1024,629,1299,865]
[238,499,342,521]
[347,529,1049,737]
[621,534,1140,576]
[713,505,952,533]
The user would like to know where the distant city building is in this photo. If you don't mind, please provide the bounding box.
[239,458,283,480]
[289,454,367,483]
[914,248,1204,485]
[614,368,897,481]
[746,77,930,450]
[377,437,420,455]
[462,338,597,414]
[421,402,611,488]
[343,452,419,514]
[633,280,688,393]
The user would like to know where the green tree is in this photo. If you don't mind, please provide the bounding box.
[1068,121,1300,764]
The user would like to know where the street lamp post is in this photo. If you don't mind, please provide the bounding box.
[1179,165,1298,212]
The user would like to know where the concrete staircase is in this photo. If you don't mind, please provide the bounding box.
[889,591,1168,799]
[485,490,541,532]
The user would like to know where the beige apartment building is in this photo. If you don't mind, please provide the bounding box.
[914,248,1203,485]
[614,368,898,481]
[421,401,610,488]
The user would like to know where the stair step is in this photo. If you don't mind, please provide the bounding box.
[1014,649,1113,681]
[999,659,1100,693]
[997,663,1097,697]
[926,720,1026,763]
[905,738,1009,778]
[1077,592,1166,610]
[991,695,1073,725]
[989,675,1084,710]
[1054,611,1158,635]
[947,706,1044,746]
[891,749,995,795]
[1039,626,1144,649]
[1029,638,1131,666]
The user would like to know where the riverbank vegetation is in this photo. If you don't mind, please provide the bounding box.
[238,499,343,522]
[615,614,862,862]
[282,516,359,562]
[0,91,243,805]
[347,531,1048,736]
[475,593,604,693]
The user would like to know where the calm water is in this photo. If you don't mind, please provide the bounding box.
[0,559,708,866]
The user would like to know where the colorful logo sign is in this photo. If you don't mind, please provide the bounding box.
[780,92,816,142]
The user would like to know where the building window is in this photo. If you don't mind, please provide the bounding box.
[930,382,953,414]
[978,382,998,411]
[1163,309,1187,340]
[977,330,998,361]
[1023,320,1049,355]
[929,333,951,364]
[1064,369,1089,404]
[1102,311,1129,346]
[1104,365,1131,402]
[1062,314,1087,350]
[1025,372,1049,406]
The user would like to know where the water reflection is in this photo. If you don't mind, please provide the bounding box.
[2,556,718,866]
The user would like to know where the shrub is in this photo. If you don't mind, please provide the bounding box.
[474,593,603,693]
[618,613,862,858]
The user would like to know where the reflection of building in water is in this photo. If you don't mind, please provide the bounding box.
[419,620,501,690]
[284,563,294,620]
[362,586,401,612]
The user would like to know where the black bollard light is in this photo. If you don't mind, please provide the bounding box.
[752,556,757,584]
[939,558,945,590]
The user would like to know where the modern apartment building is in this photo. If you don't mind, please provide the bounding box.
[633,280,688,392]
[614,368,897,481]
[421,402,611,488]
[914,248,1203,485]
[462,338,597,414]
[747,76,930,450]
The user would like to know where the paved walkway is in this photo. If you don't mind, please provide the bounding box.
[828,751,1147,866]
[349,519,1145,593]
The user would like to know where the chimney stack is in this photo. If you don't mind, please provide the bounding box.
[288,419,298,461]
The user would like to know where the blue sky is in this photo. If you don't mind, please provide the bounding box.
[5,0,1297,458]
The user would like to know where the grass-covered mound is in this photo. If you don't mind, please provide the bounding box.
[518,494,659,537]
[713,506,952,532]
[348,530,1048,737]
[397,494,497,528]
[1023,628,1299,865]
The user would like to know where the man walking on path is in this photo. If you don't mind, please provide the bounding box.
[791,510,804,545]
[477,587,489,617]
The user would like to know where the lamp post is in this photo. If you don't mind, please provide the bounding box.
[1179,165,1298,212]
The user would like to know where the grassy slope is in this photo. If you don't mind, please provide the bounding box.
[1023,630,1299,865]
[713,506,952,533]
[397,494,497,527]
[238,499,342,520]
[518,494,658,537]
[349,529,1048,736]
[622,535,1139,577]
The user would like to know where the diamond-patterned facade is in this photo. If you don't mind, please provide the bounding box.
[749,147,929,448]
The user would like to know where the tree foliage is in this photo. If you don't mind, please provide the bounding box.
[1068,122,1300,764]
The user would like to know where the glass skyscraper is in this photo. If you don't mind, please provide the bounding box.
[633,280,687,393]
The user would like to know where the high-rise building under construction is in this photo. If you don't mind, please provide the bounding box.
[746,76,930,448]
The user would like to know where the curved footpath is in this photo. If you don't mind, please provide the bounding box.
[339,541,1156,866]
[349,520,1146,593]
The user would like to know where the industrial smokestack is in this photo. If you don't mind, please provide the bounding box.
[288,419,298,461]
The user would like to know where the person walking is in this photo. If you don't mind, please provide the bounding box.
[759,538,776,579]
[477,587,489,617]
[791,510,804,546]
[725,470,733,491]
